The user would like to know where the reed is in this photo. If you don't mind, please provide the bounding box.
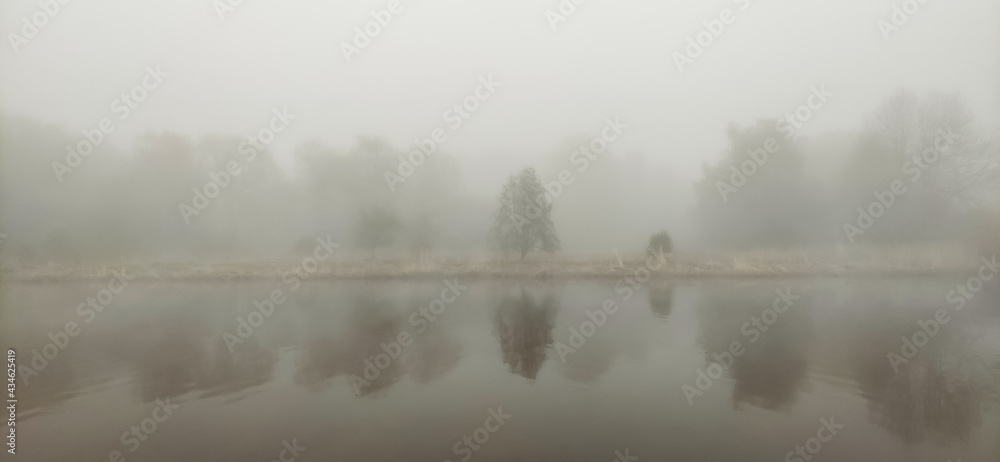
[0,243,980,283]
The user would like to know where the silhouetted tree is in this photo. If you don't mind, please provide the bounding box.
[353,205,401,260]
[694,120,824,248]
[488,167,559,259]
[648,230,673,255]
[839,90,979,242]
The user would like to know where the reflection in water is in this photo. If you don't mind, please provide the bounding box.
[293,290,462,396]
[15,287,282,414]
[295,294,406,395]
[696,287,814,411]
[845,299,990,444]
[407,332,461,383]
[5,280,1000,461]
[729,339,810,411]
[16,352,80,419]
[2,284,93,417]
[135,334,277,402]
[129,304,277,402]
[199,339,277,398]
[131,319,209,401]
[647,282,674,319]
[558,291,648,383]
[492,287,557,380]
[558,328,647,383]
[875,361,984,443]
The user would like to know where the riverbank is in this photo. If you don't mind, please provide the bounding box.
[0,246,984,282]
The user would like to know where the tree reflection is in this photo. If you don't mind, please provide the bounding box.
[847,305,988,444]
[875,360,983,443]
[492,288,557,380]
[129,309,278,402]
[198,339,277,399]
[15,351,80,419]
[131,319,209,401]
[729,338,809,411]
[560,341,616,383]
[12,286,287,414]
[558,329,646,383]
[695,287,814,411]
[407,332,462,384]
[293,290,462,396]
[558,297,647,383]
[647,282,675,320]
[294,295,406,395]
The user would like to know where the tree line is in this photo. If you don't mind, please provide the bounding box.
[0,89,996,265]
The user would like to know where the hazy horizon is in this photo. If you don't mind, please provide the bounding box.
[2,0,997,189]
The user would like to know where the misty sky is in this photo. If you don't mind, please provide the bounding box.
[2,0,997,189]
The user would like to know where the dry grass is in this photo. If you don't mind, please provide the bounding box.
[0,243,982,283]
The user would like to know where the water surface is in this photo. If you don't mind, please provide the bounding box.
[3,278,999,461]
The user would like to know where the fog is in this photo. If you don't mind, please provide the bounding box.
[5,4,1000,460]
[1,0,998,263]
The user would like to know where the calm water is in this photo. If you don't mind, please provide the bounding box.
[3,278,999,461]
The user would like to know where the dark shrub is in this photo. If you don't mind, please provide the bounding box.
[648,231,673,254]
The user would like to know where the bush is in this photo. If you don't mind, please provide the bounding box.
[648,231,673,254]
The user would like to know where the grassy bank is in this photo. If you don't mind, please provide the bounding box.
[0,245,983,283]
